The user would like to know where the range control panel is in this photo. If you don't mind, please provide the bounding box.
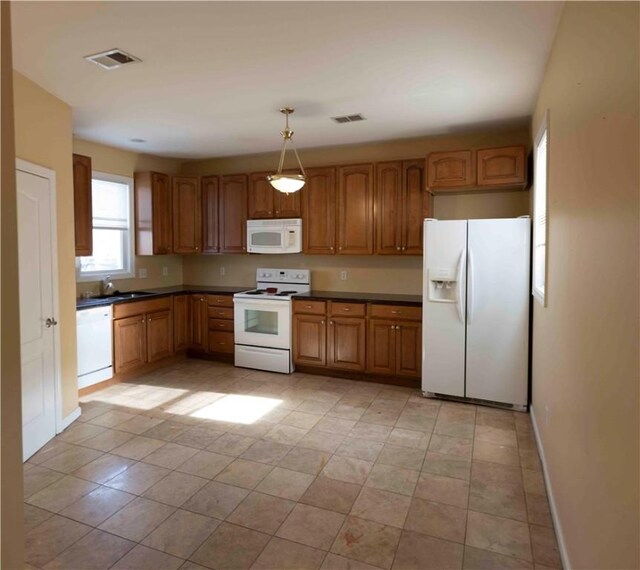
[256,268,310,285]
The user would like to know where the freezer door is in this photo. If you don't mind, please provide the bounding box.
[466,218,530,406]
[422,219,467,397]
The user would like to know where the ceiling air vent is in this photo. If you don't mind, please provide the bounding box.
[84,49,141,70]
[331,114,366,124]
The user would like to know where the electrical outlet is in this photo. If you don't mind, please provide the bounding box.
[138,268,148,279]
[162,266,169,277]
[340,270,348,281]
[220,266,226,276]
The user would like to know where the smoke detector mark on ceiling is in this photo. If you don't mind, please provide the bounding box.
[84,49,141,70]
[331,114,366,124]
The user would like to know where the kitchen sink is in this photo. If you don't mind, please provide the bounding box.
[88,291,155,300]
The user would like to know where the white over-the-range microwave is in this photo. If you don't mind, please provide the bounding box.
[247,218,302,254]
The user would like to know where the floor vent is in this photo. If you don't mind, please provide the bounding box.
[84,49,141,70]
[331,114,366,124]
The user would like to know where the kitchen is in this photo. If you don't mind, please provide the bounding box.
[4,2,639,570]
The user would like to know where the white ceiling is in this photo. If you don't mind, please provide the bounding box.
[11,1,562,159]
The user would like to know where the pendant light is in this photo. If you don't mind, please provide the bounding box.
[268,107,306,194]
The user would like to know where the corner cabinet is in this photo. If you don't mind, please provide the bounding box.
[302,167,337,255]
[219,174,248,254]
[134,172,173,255]
[73,153,93,256]
[172,176,201,254]
[336,164,374,255]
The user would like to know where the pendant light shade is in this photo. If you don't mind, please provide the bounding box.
[268,108,306,194]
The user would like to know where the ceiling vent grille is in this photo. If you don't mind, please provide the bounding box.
[331,114,366,124]
[84,49,141,70]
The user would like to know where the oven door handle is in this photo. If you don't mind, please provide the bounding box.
[234,300,290,309]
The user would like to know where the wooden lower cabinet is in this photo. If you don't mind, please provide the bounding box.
[173,295,191,351]
[146,310,174,362]
[293,314,326,366]
[395,321,422,378]
[207,294,235,355]
[113,315,147,374]
[209,331,234,354]
[366,319,396,375]
[327,317,366,371]
[190,295,209,352]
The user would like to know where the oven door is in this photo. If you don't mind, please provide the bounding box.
[234,298,291,349]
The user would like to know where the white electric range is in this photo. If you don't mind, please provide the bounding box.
[234,268,311,373]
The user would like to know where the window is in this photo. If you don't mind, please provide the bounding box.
[77,172,134,281]
[532,110,549,305]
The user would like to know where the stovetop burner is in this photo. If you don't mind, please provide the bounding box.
[245,289,266,295]
[275,290,297,296]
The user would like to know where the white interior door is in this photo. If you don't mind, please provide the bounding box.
[422,219,467,397]
[17,167,58,460]
[466,218,530,407]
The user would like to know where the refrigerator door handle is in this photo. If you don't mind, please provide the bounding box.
[455,249,466,323]
[467,248,475,323]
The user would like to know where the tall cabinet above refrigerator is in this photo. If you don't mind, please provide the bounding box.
[422,217,530,410]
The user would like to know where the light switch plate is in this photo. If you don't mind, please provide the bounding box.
[138,268,148,278]
[162,266,169,277]
[340,271,348,281]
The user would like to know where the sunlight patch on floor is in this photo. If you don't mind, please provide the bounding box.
[191,394,282,424]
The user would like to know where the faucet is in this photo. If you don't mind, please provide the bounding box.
[101,275,115,296]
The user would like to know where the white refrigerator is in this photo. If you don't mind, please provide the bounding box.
[422,217,530,409]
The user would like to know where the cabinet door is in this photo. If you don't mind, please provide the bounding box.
[113,315,147,373]
[173,295,191,351]
[366,319,396,375]
[427,150,475,191]
[146,310,174,362]
[220,174,248,253]
[375,162,403,255]
[73,154,93,256]
[172,176,202,254]
[293,314,326,367]
[327,317,366,371]
[337,164,374,255]
[302,167,336,254]
[402,160,426,255]
[202,176,219,254]
[477,146,526,187]
[273,186,301,218]
[396,322,422,378]
[248,173,275,219]
[190,295,208,351]
[151,172,173,254]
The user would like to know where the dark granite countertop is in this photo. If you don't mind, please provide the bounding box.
[76,284,251,310]
[292,290,422,306]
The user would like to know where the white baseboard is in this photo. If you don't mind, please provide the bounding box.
[59,406,81,432]
[529,405,571,570]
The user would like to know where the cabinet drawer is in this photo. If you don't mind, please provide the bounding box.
[208,307,234,320]
[209,331,234,354]
[328,301,366,318]
[113,297,171,319]
[208,294,234,308]
[293,300,326,315]
[368,304,422,321]
[209,318,234,332]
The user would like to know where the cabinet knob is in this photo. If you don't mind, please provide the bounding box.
[402,246,406,251]
[141,317,145,323]
[396,247,401,251]
[338,246,343,251]
[275,210,279,214]
[329,321,334,325]
[269,211,273,215]
[321,320,325,325]
[396,325,401,330]
[330,247,335,251]
[195,246,199,251]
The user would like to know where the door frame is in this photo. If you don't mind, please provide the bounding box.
[15,158,64,434]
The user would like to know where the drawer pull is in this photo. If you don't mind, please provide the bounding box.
[306,305,313,309]
[391,310,401,314]
[342,307,351,311]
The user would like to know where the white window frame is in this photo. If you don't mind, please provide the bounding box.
[532,110,549,306]
[76,171,135,282]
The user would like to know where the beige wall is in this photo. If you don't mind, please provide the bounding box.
[530,3,639,569]
[72,138,184,296]
[13,71,78,417]
[182,129,530,292]
[1,3,25,567]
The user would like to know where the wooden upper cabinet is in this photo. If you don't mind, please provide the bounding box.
[477,145,526,187]
[427,150,476,191]
[134,171,173,255]
[403,159,427,255]
[274,186,301,218]
[302,167,336,254]
[337,164,374,255]
[375,161,403,255]
[248,172,274,219]
[219,174,248,254]
[172,176,201,254]
[73,154,93,256]
[201,175,219,254]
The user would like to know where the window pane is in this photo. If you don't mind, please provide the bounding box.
[79,228,125,273]
[92,179,128,228]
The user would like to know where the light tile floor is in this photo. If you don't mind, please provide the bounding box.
[24,360,562,569]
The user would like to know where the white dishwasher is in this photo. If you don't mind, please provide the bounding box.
[77,305,113,389]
